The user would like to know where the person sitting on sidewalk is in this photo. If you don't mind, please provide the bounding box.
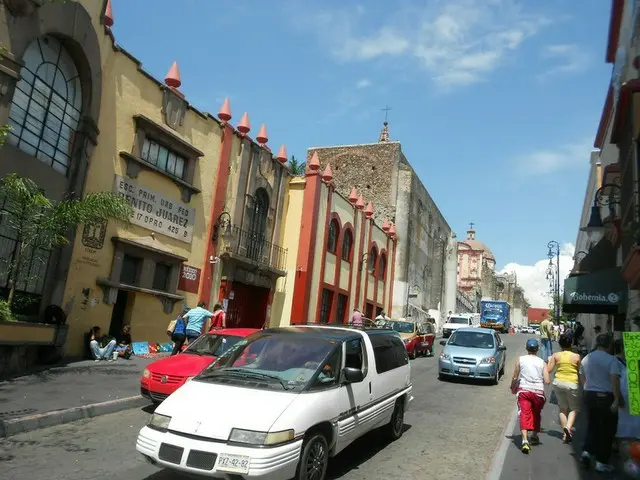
[579,333,623,473]
[115,325,132,359]
[89,326,117,362]
[546,333,581,443]
[511,338,550,454]
[183,301,214,344]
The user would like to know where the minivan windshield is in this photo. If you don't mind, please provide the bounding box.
[197,333,338,391]
[448,331,495,349]
[448,317,469,325]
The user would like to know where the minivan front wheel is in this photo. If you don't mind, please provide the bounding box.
[296,433,329,480]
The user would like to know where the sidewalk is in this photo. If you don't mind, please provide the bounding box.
[498,388,624,480]
[0,355,163,437]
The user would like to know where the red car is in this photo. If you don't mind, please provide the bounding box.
[140,328,258,404]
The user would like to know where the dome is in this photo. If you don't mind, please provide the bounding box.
[459,225,495,261]
[460,239,495,261]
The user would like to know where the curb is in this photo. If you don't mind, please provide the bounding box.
[0,395,150,438]
[485,402,518,480]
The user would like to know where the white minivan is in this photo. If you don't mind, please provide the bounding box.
[136,325,413,479]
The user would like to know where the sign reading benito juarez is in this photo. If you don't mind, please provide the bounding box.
[114,175,195,243]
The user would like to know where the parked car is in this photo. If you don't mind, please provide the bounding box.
[136,325,413,480]
[386,319,436,358]
[140,328,258,404]
[438,327,507,385]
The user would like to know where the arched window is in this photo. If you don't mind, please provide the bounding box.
[378,254,387,280]
[326,219,339,253]
[341,229,353,261]
[368,247,378,274]
[8,35,83,175]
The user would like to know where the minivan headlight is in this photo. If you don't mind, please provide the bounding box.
[440,352,451,360]
[228,428,294,446]
[142,369,150,378]
[148,413,171,431]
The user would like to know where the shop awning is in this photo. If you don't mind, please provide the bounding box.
[563,267,627,314]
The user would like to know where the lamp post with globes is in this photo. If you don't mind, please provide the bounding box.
[547,240,561,323]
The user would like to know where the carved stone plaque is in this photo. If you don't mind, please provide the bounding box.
[82,218,107,250]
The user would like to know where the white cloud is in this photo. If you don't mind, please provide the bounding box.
[291,0,552,90]
[537,44,589,81]
[500,243,575,308]
[356,78,372,89]
[516,138,593,175]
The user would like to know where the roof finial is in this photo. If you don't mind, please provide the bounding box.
[378,105,392,142]
[165,61,181,89]
[467,222,475,240]
[104,0,114,27]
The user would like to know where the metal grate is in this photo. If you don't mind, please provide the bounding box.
[453,357,477,365]
[186,450,217,470]
[227,225,287,271]
[158,443,184,465]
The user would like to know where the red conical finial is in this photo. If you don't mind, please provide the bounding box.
[165,61,181,88]
[389,223,397,237]
[322,163,333,182]
[256,124,268,144]
[382,219,390,232]
[365,202,374,219]
[356,195,365,210]
[218,98,232,123]
[348,187,358,204]
[276,145,288,163]
[104,0,114,27]
[237,112,251,135]
[308,152,320,171]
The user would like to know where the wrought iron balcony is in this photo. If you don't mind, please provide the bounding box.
[224,226,287,272]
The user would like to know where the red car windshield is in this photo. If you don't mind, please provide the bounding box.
[184,334,243,357]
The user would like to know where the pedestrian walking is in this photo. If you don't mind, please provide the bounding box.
[167,306,189,356]
[539,316,554,362]
[590,325,602,352]
[511,338,550,453]
[579,333,623,473]
[183,301,215,343]
[546,333,581,443]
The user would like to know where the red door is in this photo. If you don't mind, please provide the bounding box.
[226,282,270,329]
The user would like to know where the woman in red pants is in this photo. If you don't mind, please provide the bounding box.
[511,338,550,453]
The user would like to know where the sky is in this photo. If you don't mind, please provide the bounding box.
[110,0,612,307]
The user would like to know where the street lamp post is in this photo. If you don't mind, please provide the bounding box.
[547,240,560,323]
[580,184,621,240]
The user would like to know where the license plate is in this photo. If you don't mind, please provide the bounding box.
[216,454,250,473]
[459,367,470,374]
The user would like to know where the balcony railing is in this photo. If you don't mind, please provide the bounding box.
[224,226,287,272]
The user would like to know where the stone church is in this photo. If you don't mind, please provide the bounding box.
[307,122,458,325]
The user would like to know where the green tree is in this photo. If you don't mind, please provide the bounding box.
[287,155,306,176]
[0,173,133,309]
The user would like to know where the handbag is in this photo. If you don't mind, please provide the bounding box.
[510,378,520,394]
[166,319,177,336]
[549,389,558,405]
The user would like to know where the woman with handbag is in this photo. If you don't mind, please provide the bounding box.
[168,306,189,356]
[511,338,550,453]
[546,333,581,443]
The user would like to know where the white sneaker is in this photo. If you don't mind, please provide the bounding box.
[595,462,614,473]
[94,359,100,363]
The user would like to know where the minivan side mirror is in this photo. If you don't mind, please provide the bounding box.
[498,345,507,351]
[343,367,364,383]
[439,340,447,346]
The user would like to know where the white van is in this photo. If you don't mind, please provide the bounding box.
[136,325,413,479]
[442,313,479,338]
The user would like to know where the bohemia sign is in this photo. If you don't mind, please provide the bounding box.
[178,264,201,294]
[114,175,195,243]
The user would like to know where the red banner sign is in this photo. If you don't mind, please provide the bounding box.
[178,264,201,293]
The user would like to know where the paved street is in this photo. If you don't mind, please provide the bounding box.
[0,334,526,480]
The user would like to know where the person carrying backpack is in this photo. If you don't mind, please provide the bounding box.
[168,306,189,356]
